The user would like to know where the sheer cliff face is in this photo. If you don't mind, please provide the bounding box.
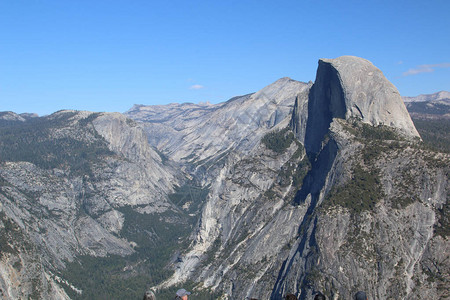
[0,111,181,298]
[319,56,420,138]
[0,56,448,299]
[155,57,447,299]
[303,56,420,155]
[271,119,448,300]
[126,78,310,163]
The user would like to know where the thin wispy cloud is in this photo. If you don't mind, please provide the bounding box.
[403,63,450,76]
[189,84,204,90]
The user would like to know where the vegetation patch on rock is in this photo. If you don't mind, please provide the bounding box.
[0,112,114,176]
[262,127,295,154]
[323,164,383,213]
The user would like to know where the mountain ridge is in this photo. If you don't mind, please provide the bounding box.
[0,56,448,299]
[402,90,450,102]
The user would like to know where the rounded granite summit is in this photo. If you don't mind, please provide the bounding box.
[316,55,420,138]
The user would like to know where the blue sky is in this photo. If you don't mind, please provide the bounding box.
[1,0,449,116]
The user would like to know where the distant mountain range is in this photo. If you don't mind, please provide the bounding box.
[0,56,448,300]
[400,91,450,154]
[402,91,450,102]
[402,91,450,120]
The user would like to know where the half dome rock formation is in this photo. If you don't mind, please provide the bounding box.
[304,56,420,154]
[0,56,447,299]
[150,57,446,299]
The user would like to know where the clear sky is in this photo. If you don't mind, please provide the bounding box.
[1,0,449,116]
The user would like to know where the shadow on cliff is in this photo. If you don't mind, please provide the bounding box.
[271,61,345,299]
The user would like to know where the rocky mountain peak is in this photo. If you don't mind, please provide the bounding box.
[0,111,38,122]
[304,55,420,154]
[320,56,419,136]
[1,56,447,299]
[252,77,307,102]
[0,111,27,122]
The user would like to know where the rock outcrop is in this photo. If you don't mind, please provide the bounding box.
[303,56,420,154]
[0,56,447,299]
[149,57,447,299]
[270,118,448,300]
[0,111,38,123]
[126,77,311,185]
[0,111,184,298]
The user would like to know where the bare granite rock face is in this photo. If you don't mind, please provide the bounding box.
[271,118,449,300]
[0,111,39,123]
[0,110,182,298]
[321,56,419,137]
[126,78,310,165]
[304,56,420,155]
[151,57,447,300]
[0,56,448,299]
[0,207,71,300]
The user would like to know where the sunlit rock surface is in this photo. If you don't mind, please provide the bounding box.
[0,56,447,299]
